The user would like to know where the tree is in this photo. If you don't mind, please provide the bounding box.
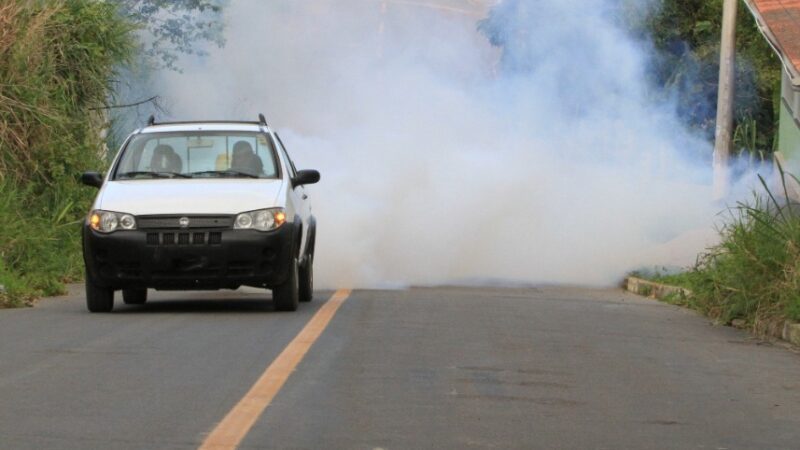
[100,0,226,148]
[642,0,780,154]
[115,0,225,70]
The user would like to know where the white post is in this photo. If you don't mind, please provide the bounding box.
[713,0,738,200]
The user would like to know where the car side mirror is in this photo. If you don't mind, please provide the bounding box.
[292,170,320,187]
[80,172,104,188]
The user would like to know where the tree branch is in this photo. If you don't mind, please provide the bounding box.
[90,96,160,111]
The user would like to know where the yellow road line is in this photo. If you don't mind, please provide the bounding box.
[199,289,352,450]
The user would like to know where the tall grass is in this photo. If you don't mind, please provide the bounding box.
[685,163,800,331]
[0,0,133,307]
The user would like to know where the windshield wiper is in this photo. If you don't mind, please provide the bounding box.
[190,170,259,179]
[117,171,190,179]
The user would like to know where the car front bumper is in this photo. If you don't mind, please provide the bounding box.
[82,224,294,290]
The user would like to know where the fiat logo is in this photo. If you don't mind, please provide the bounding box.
[179,217,190,228]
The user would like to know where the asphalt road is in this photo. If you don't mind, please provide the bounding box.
[1,285,799,449]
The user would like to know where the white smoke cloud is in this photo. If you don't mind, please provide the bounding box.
[150,0,735,288]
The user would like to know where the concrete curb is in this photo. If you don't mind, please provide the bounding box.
[783,322,800,347]
[625,276,800,348]
[625,276,692,301]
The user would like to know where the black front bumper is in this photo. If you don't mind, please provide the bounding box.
[83,224,294,290]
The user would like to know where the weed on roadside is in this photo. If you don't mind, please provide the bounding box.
[679,163,800,331]
[0,1,132,306]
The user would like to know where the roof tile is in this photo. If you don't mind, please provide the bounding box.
[748,0,800,82]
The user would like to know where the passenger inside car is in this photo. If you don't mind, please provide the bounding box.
[150,144,182,173]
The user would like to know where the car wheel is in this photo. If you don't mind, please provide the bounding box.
[122,289,147,305]
[299,253,313,303]
[86,271,114,313]
[273,257,299,311]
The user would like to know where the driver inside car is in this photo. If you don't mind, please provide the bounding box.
[149,144,182,173]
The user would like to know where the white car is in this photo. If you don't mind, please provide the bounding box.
[80,115,319,313]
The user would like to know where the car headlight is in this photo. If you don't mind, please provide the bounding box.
[234,208,286,231]
[89,210,136,233]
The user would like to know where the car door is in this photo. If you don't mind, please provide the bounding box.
[274,133,311,257]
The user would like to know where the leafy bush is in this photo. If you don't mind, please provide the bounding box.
[0,178,87,305]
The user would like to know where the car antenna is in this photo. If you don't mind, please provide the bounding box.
[147,115,156,126]
[258,113,268,126]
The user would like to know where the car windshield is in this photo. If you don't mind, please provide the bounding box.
[113,131,280,180]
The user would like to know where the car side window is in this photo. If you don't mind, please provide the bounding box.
[274,133,297,179]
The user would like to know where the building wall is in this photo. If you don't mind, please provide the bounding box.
[780,71,800,173]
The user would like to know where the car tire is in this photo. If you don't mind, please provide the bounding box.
[122,289,147,305]
[86,272,114,313]
[299,252,313,303]
[273,257,299,311]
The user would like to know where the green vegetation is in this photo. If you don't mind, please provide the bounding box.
[648,271,701,308]
[118,0,224,70]
[641,166,800,333]
[695,168,800,326]
[634,0,781,155]
[0,1,133,307]
[648,271,693,287]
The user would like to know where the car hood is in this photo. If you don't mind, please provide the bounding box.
[96,179,284,215]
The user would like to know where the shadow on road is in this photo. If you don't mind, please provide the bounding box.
[112,298,281,314]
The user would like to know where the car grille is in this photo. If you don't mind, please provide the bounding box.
[146,231,222,246]
[137,215,233,230]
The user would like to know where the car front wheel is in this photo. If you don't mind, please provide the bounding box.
[273,257,299,311]
[299,253,313,303]
[86,271,114,313]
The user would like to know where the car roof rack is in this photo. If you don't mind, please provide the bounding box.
[144,114,269,127]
